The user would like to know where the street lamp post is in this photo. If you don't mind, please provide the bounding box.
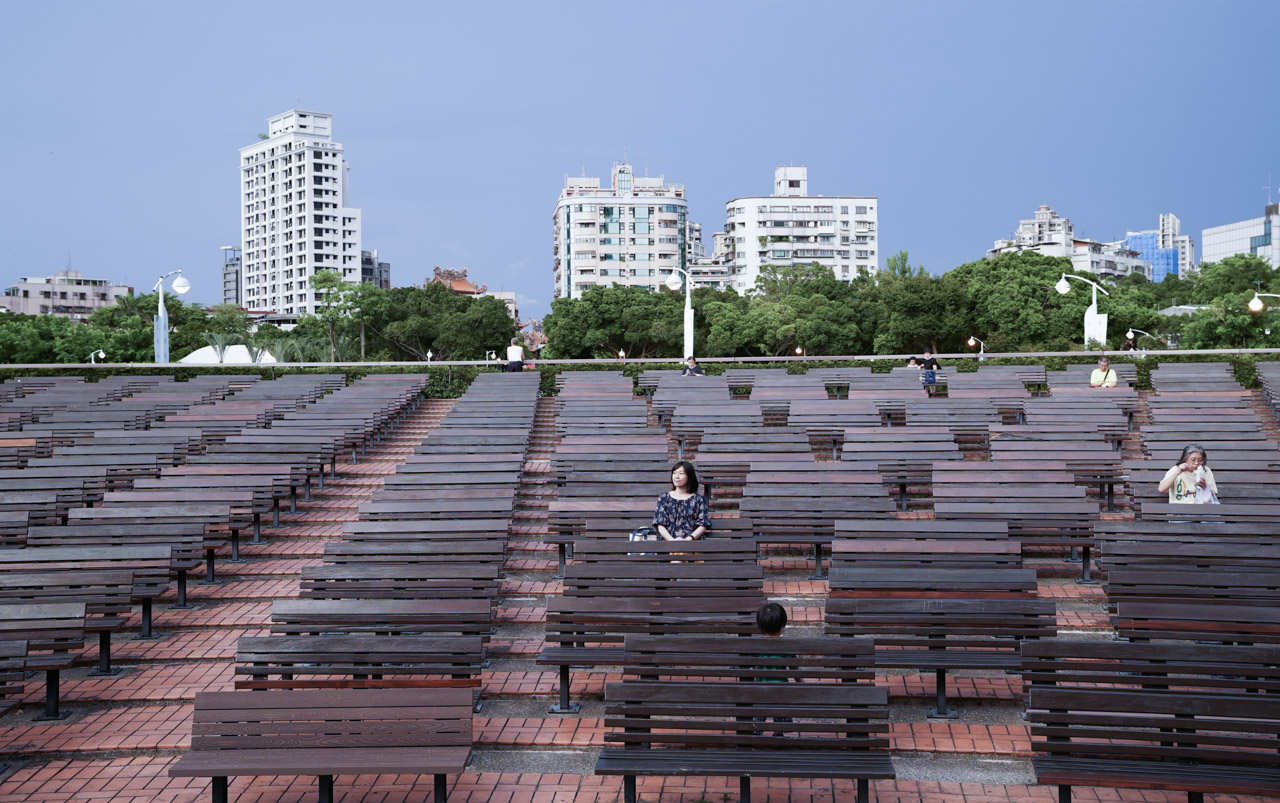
[1248,293,1280,312]
[152,270,191,363]
[967,336,986,361]
[89,349,105,364]
[665,267,695,360]
[1055,273,1111,348]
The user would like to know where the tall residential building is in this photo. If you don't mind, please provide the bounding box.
[988,205,1151,282]
[239,110,363,317]
[988,204,1075,258]
[552,163,688,300]
[220,246,241,306]
[723,166,878,292]
[360,249,391,289]
[1,270,132,319]
[1202,204,1279,268]
[1159,213,1196,277]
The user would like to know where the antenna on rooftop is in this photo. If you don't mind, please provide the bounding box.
[1266,174,1274,206]
[644,165,649,177]
[580,164,586,178]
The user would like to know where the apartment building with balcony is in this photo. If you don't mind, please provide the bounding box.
[220,246,241,306]
[552,163,688,300]
[1,270,133,319]
[239,110,363,316]
[988,204,1153,282]
[722,166,878,291]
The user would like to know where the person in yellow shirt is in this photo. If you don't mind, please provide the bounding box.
[1157,444,1218,503]
[1089,357,1118,388]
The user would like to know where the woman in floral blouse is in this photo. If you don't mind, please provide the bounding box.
[654,460,711,541]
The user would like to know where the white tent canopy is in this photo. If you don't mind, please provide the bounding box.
[177,345,277,365]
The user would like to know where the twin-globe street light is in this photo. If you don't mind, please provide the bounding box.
[152,270,191,363]
[664,267,695,360]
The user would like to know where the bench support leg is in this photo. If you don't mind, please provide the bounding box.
[857,778,869,803]
[273,498,280,528]
[137,598,157,638]
[91,631,117,676]
[1057,785,1070,803]
[808,543,826,580]
[434,773,448,802]
[330,457,338,479]
[212,777,228,803]
[290,486,297,514]
[228,529,241,562]
[252,513,263,545]
[928,668,957,718]
[318,775,333,803]
[556,544,566,579]
[623,776,636,803]
[352,445,358,464]
[202,548,222,585]
[739,776,750,803]
[548,666,580,714]
[898,482,908,511]
[174,571,190,609]
[305,475,313,501]
[317,469,325,490]
[1077,545,1098,585]
[35,669,67,720]
[1186,794,1203,803]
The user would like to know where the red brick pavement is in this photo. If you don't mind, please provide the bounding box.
[3,761,1274,803]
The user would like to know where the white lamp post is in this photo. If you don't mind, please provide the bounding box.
[1055,273,1111,348]
[152,270,191,363]
[1248,292,1280,312]
[89,349,105,364]
[967,336,986,361]
[665,267,695,360]
[426,350,433,363]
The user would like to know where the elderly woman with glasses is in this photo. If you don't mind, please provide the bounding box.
[1157,443,1218,503]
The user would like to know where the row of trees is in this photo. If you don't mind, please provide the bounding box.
[541,251,1280,358]
[2,252,1275,364]
[0,272,518,364]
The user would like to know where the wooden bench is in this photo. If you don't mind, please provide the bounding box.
[0,640,26,717]
[234,634,484,698]
[538,595,761,714]
[621,634,875,684]
[597,681,894,803]
[170,688,472,803]
[1116,601,1280,644]
[0,570,133,674]
[1029,684,1280,802]
[270,599,494,640]
[300,564,499,600]
[826,595,1054,717]
[0,602,86,720]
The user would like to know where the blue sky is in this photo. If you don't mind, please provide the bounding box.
[1,1,1276,321]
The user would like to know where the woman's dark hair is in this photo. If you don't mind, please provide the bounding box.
[670,460,698,494]
[757,601,787,636]
[1179,443,1208,465]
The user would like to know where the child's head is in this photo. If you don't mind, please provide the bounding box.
[756,601,787,636]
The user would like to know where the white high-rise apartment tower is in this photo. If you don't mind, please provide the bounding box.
[723,166,878,291]
[239,110,362,317]
[553,163,688,300]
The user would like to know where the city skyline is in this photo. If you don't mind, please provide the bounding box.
[1,1,1277,322]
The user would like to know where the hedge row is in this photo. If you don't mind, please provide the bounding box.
[2,353,1276,398]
